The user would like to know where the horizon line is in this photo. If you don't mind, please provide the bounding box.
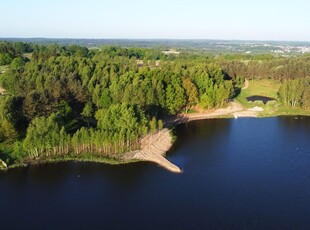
[0,37,310,43]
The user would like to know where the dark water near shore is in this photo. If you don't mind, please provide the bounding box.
[1,117,310,229]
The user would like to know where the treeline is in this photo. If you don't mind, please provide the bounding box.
[23,104,163,159]
[0,42,33,65]
[100,46,167,60]
[278,79,310,108]
[217,55,310,110]
[217,55,310,81]
[0,44,237,164]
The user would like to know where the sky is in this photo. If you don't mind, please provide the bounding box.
[1,0,310,41]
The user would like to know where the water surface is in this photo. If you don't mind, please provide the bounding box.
[1,117,310,229]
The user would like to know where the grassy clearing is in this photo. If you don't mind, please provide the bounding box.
[236,79,281,107]
[272,106,310,116]
[23,53,32,60]
[236,79,310,116]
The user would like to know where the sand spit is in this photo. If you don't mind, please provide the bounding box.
[125,129,181,173]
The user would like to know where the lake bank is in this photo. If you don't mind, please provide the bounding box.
[0,128,181,173]
[166,102,266,126]
[1,101,309,172]
[123,129,181,173]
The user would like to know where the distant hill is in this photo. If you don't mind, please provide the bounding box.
[1,38,310,55]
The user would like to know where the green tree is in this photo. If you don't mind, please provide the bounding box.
[81,101,93,127]
[149,117,157,133]
[0,119,18,142]
[99,89,112,109]
[279,79,304,107]
[302,83,310,108]
[165,83,186,115]
[182,78,198,113]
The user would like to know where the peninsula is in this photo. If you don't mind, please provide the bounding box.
[0,42,309,171]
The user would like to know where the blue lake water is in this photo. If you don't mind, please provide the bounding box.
[1,117,310,229]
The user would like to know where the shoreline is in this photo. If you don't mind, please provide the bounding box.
[0,129,181,173]
[0,154,137,171]
[1,104,309,172]
[123,128,181,173]
[165,102,258,126]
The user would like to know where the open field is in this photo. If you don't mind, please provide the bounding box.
[23,53,33,59]
[236,79,310,116]
[236,79,281,108]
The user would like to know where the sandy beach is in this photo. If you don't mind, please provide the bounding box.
[123,129,181,173]
[167,101,263,126]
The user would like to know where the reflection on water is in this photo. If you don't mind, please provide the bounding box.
[1,117,310,229]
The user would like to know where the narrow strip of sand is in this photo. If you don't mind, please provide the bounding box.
[166,102,263,126]
[124,129,181,173]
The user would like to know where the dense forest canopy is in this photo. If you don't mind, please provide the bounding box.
[0,41,309,166]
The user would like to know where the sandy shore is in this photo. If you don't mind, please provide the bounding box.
[123,129,181,173]
[166,102,262,126]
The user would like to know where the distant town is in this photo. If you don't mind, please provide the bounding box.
[1,38,310,56]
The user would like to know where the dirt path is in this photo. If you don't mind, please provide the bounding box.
[123,129,181,173]
[166,101,264,126]
[242,79,249,90]
[185,102,243,121]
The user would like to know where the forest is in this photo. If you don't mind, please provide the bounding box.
[0,41,309,167]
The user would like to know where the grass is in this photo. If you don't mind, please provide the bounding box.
[236,78,310,117]
[236,79,281,108]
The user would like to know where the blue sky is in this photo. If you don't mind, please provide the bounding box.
[1,0,310,41]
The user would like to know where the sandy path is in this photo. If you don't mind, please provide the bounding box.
[186,102,243,121]
[242,79,249,90]
[123,129,181,173]
[166,101,263,126]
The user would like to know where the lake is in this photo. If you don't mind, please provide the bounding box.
[1,117,310,229]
